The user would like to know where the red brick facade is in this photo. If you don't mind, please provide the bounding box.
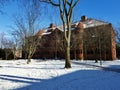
[83,24,116,60]
[33,16,116,60]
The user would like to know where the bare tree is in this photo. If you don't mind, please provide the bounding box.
[40,0,80,68]
[0,32,5,48]
[115,25,120,59]
[1,35,14,60]
[0,0,10,14]
[116,26,120,45]
[12,0,41,64]
[11,33,20,60]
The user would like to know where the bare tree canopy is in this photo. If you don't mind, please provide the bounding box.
[11,0,41,64]
[0,0,10,13]
[116,26,120,44]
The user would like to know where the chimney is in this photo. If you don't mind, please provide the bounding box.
[77,22,84,29]
[81,15,87,21]
[37,30,44,36]
[49,23,55,28]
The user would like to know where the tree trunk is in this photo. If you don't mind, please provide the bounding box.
[27,54,31,64]
[65,41,71,68]
[5,54,7,60]
[104,45,106,60]
[85,45,87,60]
[74,48,76,60]
[94,48,98,63]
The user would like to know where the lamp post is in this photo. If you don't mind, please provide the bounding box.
[84,41,87,60]
[55,30,58,60]
[99,35,102,66]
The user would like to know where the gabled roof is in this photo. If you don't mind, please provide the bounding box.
[37,16,111,36]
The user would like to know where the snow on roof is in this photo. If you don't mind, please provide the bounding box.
[39,28,55,36]
[56,18,109,30]
[39,17,109,36]
[42,32,52,35]
[81,18,109,28]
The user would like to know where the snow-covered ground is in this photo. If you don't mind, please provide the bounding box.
[73,60,120,69]
[0,59,120,90]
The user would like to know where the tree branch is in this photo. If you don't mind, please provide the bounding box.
[73,0,80,8]
[39,0,60,6]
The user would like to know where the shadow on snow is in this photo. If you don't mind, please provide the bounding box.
[0,69,120,90]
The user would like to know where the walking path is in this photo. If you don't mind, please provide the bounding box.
[72,60,120,73]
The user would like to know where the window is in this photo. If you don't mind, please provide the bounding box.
[76,49,82,54]
[87,49,93,54]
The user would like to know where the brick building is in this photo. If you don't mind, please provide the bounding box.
[33,16,116,60]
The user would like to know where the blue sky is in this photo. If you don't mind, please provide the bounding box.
[78,0,120,24]
[0,0,120,37]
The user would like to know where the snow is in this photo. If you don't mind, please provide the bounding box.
[42,32,52,35]
[0,59,120,90]
[82,19,108,28]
